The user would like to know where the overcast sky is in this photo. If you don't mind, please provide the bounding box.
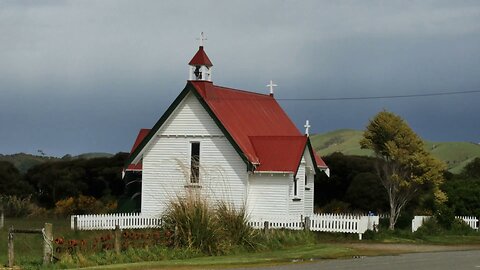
[1,0,479,156]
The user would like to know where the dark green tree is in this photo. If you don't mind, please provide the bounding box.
[26,153,128,208]
[315,152,388,213]
[0,161,33,196]
[461,157,480,179]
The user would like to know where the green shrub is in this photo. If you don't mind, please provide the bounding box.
[413,216,476,239]
[320,200,351,213]
[54,195,117,216]
[450,219,475,235]
[434,205,456,230]
[414,218,442,238]
[0,195,41,217]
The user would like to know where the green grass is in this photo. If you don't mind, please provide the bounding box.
[2,217,480,269]
[0,217,133,268]
[0,218,66,264]
[311,129,480,173]
[76,244,357,270]
[310,129,373,157]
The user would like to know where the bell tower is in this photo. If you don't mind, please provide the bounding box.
[188,32,213,81]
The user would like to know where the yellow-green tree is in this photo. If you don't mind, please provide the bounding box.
[360,110,446,230]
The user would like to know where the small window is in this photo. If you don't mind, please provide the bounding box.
[293,177,298,196]
[190,142,200,183]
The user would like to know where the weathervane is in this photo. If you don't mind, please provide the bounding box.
[197,32,207,47]
[304,120,311,136]
[266,80,277,96]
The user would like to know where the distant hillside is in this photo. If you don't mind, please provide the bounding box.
[0,152,114,174]
[311,129,480,174]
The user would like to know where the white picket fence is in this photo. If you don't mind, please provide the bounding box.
[411,215,479,232]
[248,216,305,231]
[71,213,162,230]
[70,212,380,239]
[248,213,379,240]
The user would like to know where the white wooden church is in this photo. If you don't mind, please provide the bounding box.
[124,36,328,219]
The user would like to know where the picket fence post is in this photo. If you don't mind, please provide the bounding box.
[304,216,310,231]
[114,224,121,254]
[73,216,78,231]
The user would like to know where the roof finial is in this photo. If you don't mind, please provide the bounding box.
[197,32,207,47]
[266,80,277,96]
[304,120,311,136]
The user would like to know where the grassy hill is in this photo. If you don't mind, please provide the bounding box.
[0,152,114,174]
[0,153,59,174]
[311,129,480,174]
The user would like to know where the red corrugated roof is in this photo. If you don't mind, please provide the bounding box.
[250,136,307,172]
[126,81,327,173]
[126,128,150,171]
[191,81,326,172]
[314,152,327,168]
[188,46,213,67]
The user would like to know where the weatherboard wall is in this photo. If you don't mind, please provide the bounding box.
[303,149,315,215]
[246,174,290,218]
[141,92,247,216]
[288,158,305,216]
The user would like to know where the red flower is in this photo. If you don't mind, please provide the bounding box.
[55,237,65,245]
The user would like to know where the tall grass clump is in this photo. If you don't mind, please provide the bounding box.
[215,201,258,250]
[162,193,258,255]
[162,193,219,254]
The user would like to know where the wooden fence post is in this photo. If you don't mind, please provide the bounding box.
[43,223,53,265]
[73,216,78,231]
[174,225,179,247]
[114,224,121,255]
[304,216,311,231]
[8,226,14,268]
[0,209,4,229]
[263,221,269,234]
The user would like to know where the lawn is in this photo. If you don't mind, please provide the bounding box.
[2,217,480,269]
[0,217,124,268]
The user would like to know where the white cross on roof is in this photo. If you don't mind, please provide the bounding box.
[266,80,277,95]
[304,120,311,136]
[197,32,207,47]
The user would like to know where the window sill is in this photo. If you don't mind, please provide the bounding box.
[292,198,301,202]
[305,187,311,191]
[184,184,202,189]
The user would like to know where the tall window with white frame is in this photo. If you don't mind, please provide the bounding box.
[190,142,200,183]
[305,171,308,187]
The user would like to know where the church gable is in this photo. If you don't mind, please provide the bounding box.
[158,92,223,137]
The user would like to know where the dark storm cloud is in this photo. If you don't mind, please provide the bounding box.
[1,1,479,156]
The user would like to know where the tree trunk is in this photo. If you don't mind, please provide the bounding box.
[389,207,396,230]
